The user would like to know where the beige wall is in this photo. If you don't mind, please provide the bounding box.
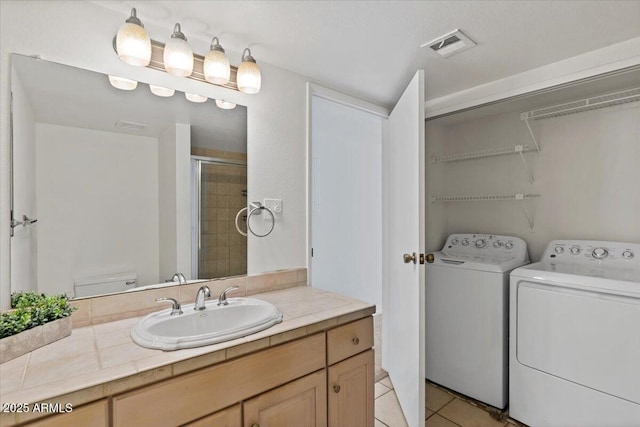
[426,101,640,261]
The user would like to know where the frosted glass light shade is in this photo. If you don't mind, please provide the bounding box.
[237,49,261,94]
[163,24,193,77]
[204,50,230,85]
[108,75,138,90]
[116,9,151,67]
[149,85,175,97]
[185,93,208,103]
[215,99,237,110]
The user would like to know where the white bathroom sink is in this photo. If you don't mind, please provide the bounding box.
[131,298,283,350]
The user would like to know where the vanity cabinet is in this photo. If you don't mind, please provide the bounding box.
[17,316,373,427]
[326,317,375,427]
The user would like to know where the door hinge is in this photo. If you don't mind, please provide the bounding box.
[311,248,314,257]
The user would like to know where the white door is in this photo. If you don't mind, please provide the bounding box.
[310,96,383,309]
[382,70,425,427]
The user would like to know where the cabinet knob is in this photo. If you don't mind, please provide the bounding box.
[352,337,360,345]
[251,424,260,427]
[333,384,341,393]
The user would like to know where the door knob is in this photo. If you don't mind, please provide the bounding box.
[403,252,417,264]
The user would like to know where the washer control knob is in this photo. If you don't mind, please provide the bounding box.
[451,238,459,245]
[554,246,565,254]
[622,250,634,259]
[570,246,581,255]
[505,241,514,249]
[592,247,608,259]
[461,239,469,246]
[475,239,486,248]
[493,241,503,248]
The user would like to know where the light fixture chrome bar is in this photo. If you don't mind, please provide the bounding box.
[113,37,239,91]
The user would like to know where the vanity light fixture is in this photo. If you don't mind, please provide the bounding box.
[113,9,261,94]
[149,85,175,97]
[215,99,237,110]
[108,75,138,90]
[185,93,208,103]
[237,48,261,94]
[204,37,231,85]
[163,23,194,77]
[116,8,151,66]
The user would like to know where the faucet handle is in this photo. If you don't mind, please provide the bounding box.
[156,297,183,315]
[218,286,240,306]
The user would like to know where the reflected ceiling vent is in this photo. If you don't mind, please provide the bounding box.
[115,120,148,131]
[421,29,476,58]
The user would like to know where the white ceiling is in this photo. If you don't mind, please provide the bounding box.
[91,1,640,108]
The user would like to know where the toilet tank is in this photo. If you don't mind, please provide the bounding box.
[73,272,137,298]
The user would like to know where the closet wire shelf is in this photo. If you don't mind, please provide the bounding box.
[520,86,640,121]
[431,194,539,203]
[431,144,535,163]
[432,194,540,229]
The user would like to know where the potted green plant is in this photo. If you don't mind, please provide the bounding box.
[0,292,76,363]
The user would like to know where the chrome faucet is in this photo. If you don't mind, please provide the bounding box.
[156,297,183,315]
[170,272,187,284]
[194,286,211,311]
[218,286,240,306]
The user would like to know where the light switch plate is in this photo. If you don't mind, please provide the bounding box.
[263,198,282,219]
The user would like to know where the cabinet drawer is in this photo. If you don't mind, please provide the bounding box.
[327,317,373,365]
[23,399,108,427]
[113,333,325,427]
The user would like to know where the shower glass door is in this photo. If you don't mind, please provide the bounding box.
[192,157,247,280]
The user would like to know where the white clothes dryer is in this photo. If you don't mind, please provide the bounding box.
[510,240,640,426]
[425,233,529,409]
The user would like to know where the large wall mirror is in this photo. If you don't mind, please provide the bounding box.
[10,54,248,299]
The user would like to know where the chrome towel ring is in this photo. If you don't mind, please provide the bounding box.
[247,202,275,237]
[234,206,248,237]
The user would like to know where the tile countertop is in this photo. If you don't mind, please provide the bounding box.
[0,286,375,424]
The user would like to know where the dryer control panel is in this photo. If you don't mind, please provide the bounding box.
[544,240,640,267]
[442,233,529,264]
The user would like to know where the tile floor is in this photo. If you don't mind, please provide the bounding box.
[375,377,524,427]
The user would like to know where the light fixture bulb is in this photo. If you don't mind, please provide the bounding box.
[163,23,194,77]
[116,8,151,67]
[185,93,208,103]
[149,85,175,97]
[204,37,230,85]
[215,99,237,110]
[237,48,261,94]
[108,75,138,90]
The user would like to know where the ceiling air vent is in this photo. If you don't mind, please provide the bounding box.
[421,29,476,58]
[115,120,148,131]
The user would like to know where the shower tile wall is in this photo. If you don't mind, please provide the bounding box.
[192,147,247,279]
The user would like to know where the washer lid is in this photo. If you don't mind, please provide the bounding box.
[432,252,528,273]
[511,261,640,297]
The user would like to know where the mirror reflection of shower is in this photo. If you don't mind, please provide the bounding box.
[192,155,247,280]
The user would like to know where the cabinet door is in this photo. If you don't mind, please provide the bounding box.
[184,404,241,427]
[243,370,327,427]
[328,349,374,427]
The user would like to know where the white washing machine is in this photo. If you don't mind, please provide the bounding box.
[510,240,640,427]
[425,233,529,409]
